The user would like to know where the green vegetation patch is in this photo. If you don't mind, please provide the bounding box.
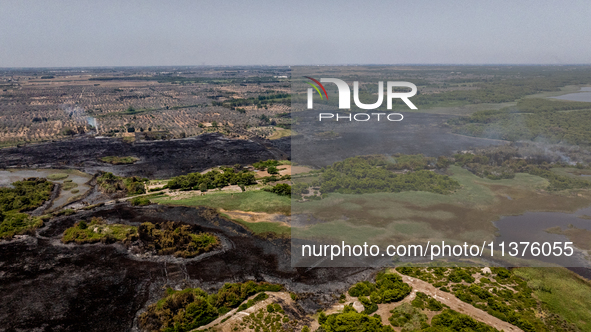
[0,178,53,213]
[514,267,591,332]
[318,156,460,196]
[130,196,151,206]
[166,167,256,191]
[237,292,268,312]
[0,213,43,239]
[404,70,591,107]
[62,217,137,244]
[100,156,139,165]
[62,219,218,258]
[0,178,53,239]
[228,217,291,238]
[253,159,280,170]
[239,304,298,332]
[396,267,582,332]
[430,309,500,332]
[389,303,428,331]
[263,183,291,196]
[139,281,283,332]
[155,190,291,215]
[411,291,445,311]
[96,172,146,195]
[349,271,412,304]
[62,182,78,191]
[319,304,393,332]
[47,173,69,180]
[139,221,218,257]
[454,152,591,190]
[448,98,591,145]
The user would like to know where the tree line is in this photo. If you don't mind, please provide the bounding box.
[319,156,461,195]
[166,167,257,191]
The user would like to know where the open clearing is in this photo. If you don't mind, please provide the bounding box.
[152,190,291,215]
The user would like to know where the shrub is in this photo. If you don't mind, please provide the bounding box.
[61,217,137,244]
[138,221,218,258]
[349,272,412,311]
[267,166,279,174]
[430,309,500,331]
[263,183,291,196]
[62,182,78,191]
[389,303,428,330]
[167,168,257,191]
[411,292,444,311]
[130,196,150,206]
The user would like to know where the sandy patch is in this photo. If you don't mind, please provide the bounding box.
[220,209,290,226]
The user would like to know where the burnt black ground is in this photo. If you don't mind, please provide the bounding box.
[0,133,289,179]
[0,205,373,332]
[2,129,589,331]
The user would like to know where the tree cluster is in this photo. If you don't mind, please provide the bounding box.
[263,183,291,196]
[320,156,461,195]
[139,281,283,332]
[348,272,412,304]
[166,168,257,191]
[0,178,52,239]
[454,152,591,190]
[448,98,591,146]
[96,172,147,195]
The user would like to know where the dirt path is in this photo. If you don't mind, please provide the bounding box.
[397,272,522,332]
[311,270,522,332]
[192,292,295,332]
[219,209,290,225]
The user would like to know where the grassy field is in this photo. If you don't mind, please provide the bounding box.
[268,128,293,140]
[220,213,291,237]
[513,267,591,332]
[152,190,291,215]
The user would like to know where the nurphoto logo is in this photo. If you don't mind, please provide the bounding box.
[305,77,418,122]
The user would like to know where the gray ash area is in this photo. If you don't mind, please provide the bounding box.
[0,205,373,332]
[0,133,290,179]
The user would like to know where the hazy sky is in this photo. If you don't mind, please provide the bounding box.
[1,0,590,67]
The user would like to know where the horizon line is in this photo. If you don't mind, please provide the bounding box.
[2,63,591,70]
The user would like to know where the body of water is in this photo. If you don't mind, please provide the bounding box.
[494,205,591,268]
[550,87,591,102]
[0,169,92,210]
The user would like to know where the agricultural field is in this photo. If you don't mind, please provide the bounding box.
[0,67,291,146]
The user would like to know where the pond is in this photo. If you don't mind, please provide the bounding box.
[0,168,93,211]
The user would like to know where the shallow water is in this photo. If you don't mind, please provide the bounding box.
[0,169,92,210]
[550,87,591,102]
[494,205,591,267]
